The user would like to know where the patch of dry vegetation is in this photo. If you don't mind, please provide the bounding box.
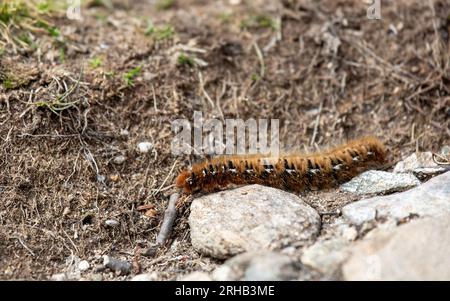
[0,0,449,280]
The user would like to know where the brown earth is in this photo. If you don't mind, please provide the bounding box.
[0,0,449,280]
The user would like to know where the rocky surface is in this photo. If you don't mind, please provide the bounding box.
[393,152,448,175]
[131,272,159,281]
[189,185,321,258]
[342,215,450,280]
[211,251,301,281]
[301,238,349,275]
[179,271,213,281]
[342,171,450,225]
[340,170,420,195]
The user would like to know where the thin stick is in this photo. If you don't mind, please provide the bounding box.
[156,193,180,245]
[310,98,324,146]
[253,41,265,78]
[13,236,35,257]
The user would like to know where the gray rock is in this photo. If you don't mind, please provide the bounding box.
[393,152,447,175]
[113,155,126,165]
[103,255,132,275]
[342,215,450,280]
[189,185,321,258]
[301,238,350,275]
[180,271,212,281]
[342,171,450,225]
[340,170,420,195]
[131,272,159,281]
[211,251,300,281]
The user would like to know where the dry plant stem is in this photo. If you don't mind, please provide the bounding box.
[156,192,180,245]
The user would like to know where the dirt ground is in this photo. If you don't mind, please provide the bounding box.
[1,0,449,280]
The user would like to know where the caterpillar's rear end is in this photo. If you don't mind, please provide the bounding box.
[176,136,387,194]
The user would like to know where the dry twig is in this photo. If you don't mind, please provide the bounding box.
[156,192,180,245]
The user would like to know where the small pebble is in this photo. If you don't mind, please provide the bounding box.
[137,142,153,154]
[113,155,126,165]
[50,273,68,281]
[90,273,103,281]
[131,272,159,281]
[96,174,106,183]
[78,260,90,272]
[103,255,132,275]
[105,219,120,227]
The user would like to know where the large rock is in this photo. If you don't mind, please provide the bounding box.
[189,185,321,258]
[340,170,420,195]
[342,171,450,225]
[342,215,450,280]
[211,251,300,281]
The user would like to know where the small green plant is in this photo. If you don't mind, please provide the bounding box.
[89,57,103,69]
[123,65,142,86]
[152,24,175,41]
[35,20,60,38]
[18,32,32,45]
[105,71,116,78]
[3,78,14,90]
[59,47,65,63]
[241,14,277,30]
[156,0,175,10]
[32,71,84,114]
[37,1,51,13]
[218,12,232,24]
[0,2,29,25]
[145,18,154,36]
[251,73,260,82]
[177,53,194,67]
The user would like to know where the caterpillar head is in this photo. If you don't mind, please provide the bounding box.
[175,170,194,194]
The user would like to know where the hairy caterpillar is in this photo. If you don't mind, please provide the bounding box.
[175,136,386,194]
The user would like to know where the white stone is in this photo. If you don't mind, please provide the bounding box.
[131,272,159,281]
[137,142,153,154]
[78,260,90,272]
[105,219,120,227]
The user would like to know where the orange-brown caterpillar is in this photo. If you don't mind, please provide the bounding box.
[176,137,386,194]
